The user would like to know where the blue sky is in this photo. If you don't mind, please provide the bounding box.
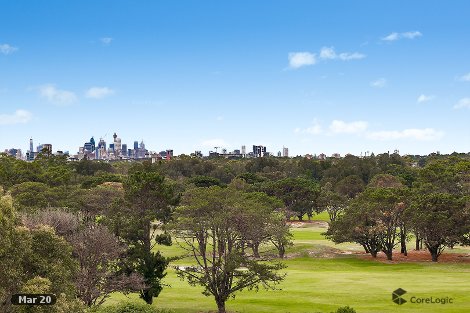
[1,0,469,156]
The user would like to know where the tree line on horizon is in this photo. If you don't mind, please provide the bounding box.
[0,151,469,312]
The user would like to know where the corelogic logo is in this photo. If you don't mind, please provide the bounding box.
[392,288,407,305]
[391,288,454,306]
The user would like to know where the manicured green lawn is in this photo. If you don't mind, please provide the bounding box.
[107,219,470,313]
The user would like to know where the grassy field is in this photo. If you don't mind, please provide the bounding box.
[107,212,470,312]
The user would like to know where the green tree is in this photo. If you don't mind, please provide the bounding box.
[109,170,179,304]
[171,186,286,313]
[263,178,320,220]
[408,193,470,261]
[317,183,347,222]
[354,187,407,260]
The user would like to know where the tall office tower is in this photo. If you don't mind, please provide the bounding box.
[115,137,122,155]
[282,146,289,157]
[166,149,174,158]
[122,144,128,156]
[134,141,139,158]
[29,138,33,153]
[241,145,246,156]
[138,141,146,158]
[277,151,282,157]
[253,145,266,158]
[97,138,107,159]
[90,137,96,151]
[97,138,106,151]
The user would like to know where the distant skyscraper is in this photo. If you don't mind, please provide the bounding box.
[98,138,106,151]
[253,145,266,157]
[29,138,33,153]
[282,147,289,157]
[241,145,246,155]
[134,141,139,150]
[90,137,96,151]
[122,144,128,156]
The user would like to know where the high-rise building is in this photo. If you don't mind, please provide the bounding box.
[282,147,289,157]
[97,138,106,150]
[122,144,128,156]
[90,137,96,151]
[241,145,246,155]
[84,142,94,152]
[134,141,139,150]
[253,145,266,158]
[27,138,35,161]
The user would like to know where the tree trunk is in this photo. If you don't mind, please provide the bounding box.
[384,250,393,261]
[370,250,378,258]
[400,226,407,256]
[430,250,439,262]
[216,298,226,313]
[252,242,260,258]
[415,236,420,251]
[278,244,285,259]
[140,289,153,304]
[297,214,303,221]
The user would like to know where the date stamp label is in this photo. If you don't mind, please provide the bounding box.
[11,294,57,305]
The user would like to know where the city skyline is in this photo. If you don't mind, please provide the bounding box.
[1,1,470,156]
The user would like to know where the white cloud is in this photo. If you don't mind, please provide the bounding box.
[100,37,113,45]
[329,120,368,134]
[0,109,32,125]
[319,47,366,61]
[367,128,444,141]
[382,32,399,41]
[417,94,435,103]
[201,139,229,148]
[402,31,422,39]
[85,87,115,99]
[288,52,316,69]
[295,120,322,135]
[216,116,224,121]
[0,43,18,55]
[454,98,470,109]
[370,78,387,88]
[458,73,470,82]
[338,52,366,60]
[38,84,77,105]
[382,31,422,41]
[319,47,336,60]
[288,47,365,68]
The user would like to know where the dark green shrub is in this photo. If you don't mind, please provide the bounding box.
[333,306,356,313]
[92,302,173,313]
